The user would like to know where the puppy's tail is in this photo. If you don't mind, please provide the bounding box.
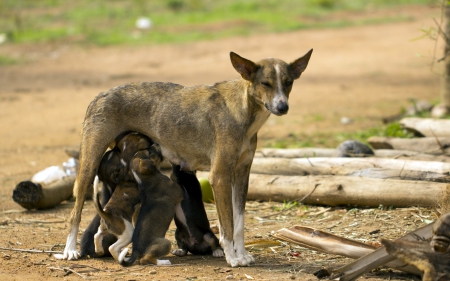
[93,176,112,222]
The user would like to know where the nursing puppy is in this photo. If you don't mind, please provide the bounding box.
[92,149,141,261]
[119,145,183,266]
[80,133,152,258]
[171,165,223,257]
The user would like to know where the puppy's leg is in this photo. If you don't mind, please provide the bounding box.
[140,238,172,266]
[94,224,107,256]
[203,233,224,257]
[108,220,134,262]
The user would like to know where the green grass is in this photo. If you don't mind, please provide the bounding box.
[0,0,434,46]
[0,54,18,66]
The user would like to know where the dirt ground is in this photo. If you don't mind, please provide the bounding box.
[0,5,444,281]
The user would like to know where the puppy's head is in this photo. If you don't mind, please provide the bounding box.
[116,132,153,163]
[130,144,164,176]
[230,49,313,116]
[98,148,124,186]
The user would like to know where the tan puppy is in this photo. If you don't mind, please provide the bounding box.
[57,50,313,267]
[119,145,183,266]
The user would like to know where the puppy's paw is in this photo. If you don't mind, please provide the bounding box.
[172,248,187,257]
[212,248,224,258]
[156,259,172,265]
[118,248,129,263]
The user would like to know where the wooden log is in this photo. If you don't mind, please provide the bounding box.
[196,172,446,207]
[274,226,420,275]
[373,149,450,162]
[255,148,335,158]
[400,117,450,137]
[332,223,433,281]
[12,175,75,210]
[368,136,450,153]
[251,157,450,175]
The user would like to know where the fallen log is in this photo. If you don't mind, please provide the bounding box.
[256,147,450,162]
[196,172,446,207]
[250,157,450,175]
[400,117,450,137]
[251,157,450,182]
[274,226,420,275]
[382,239,450,281]
[255,148,335,158]
[12,175,75,210]
[368,136,450,154]
[332,223,433,281]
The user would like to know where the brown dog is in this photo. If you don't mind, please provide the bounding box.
[119,145,183,266]
[56,50,313,267]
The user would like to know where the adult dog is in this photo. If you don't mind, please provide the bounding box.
[56,50,312,267]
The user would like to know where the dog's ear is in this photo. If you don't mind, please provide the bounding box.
[230,52,259,81]
[289,49,313,79]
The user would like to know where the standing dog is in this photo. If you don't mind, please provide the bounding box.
[171,165,223,257]
[56,50,313,267]
[119,146,183,266]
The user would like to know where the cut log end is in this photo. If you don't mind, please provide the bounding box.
[12,181,44,209]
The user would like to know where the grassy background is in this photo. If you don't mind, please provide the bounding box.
[0,0,435,46]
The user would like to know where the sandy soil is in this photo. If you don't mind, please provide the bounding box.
[0,5,443,280]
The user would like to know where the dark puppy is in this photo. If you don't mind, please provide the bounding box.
[80,181,116,258]
[119,145,183,266]
[171,165,223,257]
[80,133,152,258]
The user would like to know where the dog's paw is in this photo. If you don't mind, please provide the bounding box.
[156,259,172,265]
[212,248,224,258]
[118,248,129,263]
[172,248,187,257]
[54,249,80,260]
[227,253,255,267]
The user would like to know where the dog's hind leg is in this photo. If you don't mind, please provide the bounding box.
[57,95,126,260]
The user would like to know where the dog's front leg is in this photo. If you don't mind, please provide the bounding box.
[210,152,254,267]
[231,151,255,266]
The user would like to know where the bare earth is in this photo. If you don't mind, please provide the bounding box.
[0,6,443,281]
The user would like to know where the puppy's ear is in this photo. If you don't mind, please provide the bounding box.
[230,52,259,81]
[289,49,313,79]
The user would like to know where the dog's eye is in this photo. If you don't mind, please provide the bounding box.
[261,82,271,88]
[284,81,293,87]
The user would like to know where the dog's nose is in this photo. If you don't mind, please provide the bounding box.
[276,102,289,114]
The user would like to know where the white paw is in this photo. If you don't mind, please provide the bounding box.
[156,259,172,265]
[212,248,224,258]
[118,248,129,263]
[172,248,187,256]
[55,227,80,260]
[227,253,255,267]
[54,249,80,260]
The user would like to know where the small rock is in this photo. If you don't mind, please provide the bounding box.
[149,270,157,275]
[226,275,234,279]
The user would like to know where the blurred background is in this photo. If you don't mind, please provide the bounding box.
[0,0,444,184]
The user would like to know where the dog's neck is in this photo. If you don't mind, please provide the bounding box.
[215,78,271,121]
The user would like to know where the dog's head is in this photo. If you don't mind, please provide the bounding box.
[230,49,312,116]
[98,148,124,186]
[130,144,164,176]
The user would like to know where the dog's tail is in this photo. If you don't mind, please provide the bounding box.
[93,176,112,222]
